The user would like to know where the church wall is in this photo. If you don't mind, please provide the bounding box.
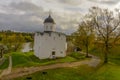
[34,32,66,59]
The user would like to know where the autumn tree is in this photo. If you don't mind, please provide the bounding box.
[87,7,120,63]
[72,20,95,57]
[66,36,75,52]
[11,34,25,51]
[2,33,25,52]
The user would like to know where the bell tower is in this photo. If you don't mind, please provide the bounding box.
[44,13,55,32]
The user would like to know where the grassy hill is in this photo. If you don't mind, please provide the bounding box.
[11,52,85,68]
[0,55,9,69]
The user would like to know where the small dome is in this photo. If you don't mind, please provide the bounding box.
[44,15,55,24]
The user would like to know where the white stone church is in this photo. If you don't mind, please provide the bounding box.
[34,14,67,59]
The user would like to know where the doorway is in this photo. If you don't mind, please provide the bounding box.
[52,51,56,59]
[52,51,55,55]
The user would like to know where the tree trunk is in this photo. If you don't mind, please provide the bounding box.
[86,45,89,57]
[86,37,89,58]
[0,49,3,58]
[104,42,108,63]
[14,44,19,51]
[0,52,2,58]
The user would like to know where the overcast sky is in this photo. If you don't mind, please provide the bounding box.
[0,0,120,34]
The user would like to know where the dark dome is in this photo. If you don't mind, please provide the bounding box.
[44,15,55,24]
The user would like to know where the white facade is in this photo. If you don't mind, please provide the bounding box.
[34,14,67,59]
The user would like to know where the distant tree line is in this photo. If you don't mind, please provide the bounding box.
[0,30,34,42]
[0,30,34,58]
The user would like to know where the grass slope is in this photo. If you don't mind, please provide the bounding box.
[0,55,9,69]
[12,52,85,68]
[0,58,9,69]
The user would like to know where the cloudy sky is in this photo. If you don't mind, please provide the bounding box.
[0,0,120,34]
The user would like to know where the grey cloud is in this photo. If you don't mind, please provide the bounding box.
[0,1,46,32]
[10,1,43,13]
[0,13,43,32]
[58,0,82,5]
[88,0,120,5]
[45,0,82,5]
[52,12,81,34]
[65,7,83,12]
[0,1,81,34]
[101,0,119,4]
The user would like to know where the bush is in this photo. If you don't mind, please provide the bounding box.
[0,57,9,69]
[69,52,85,60]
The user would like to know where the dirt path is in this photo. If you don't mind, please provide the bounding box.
[0,56,12,78]
[1,54,100,80]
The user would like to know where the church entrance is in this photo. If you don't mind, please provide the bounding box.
[52,51,56,59]
[52,51,55,55]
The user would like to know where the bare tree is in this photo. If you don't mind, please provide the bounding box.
[88,7,120,63]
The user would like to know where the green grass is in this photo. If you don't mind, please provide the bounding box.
[89,46,120,64]
[108,46,120,65]
[13,62,120,80]
[0,57,9,69]
[13,46,120,80]
[0,54,9,70]
[11,52,85,68]
[69,52,85,60]
[89,63,120,80]
[89,47,104,59]
[13,65,95,80]
[12,52,38,67]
